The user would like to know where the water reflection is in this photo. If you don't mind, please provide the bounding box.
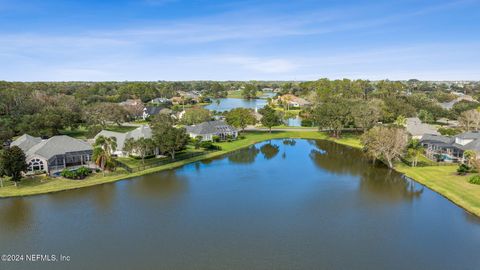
[309,140,369,175]
[260,143,280,160]
[359,171,424,202]
[0,198,32,230]
[228,145,260,164]
[132,170,188,198]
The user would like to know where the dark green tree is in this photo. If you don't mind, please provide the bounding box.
[259,105,281,132]
[0,146,28,186]
[225,108,256,132]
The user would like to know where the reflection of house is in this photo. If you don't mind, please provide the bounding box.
[11,134,93,175]
[420,131,480,163]
[406,117,439,139]
[94,125,157,157]
[186,121,238,141]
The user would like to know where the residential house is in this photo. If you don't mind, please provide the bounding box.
[186,121,238,141]
[94,125,158,157]
[406,117,440,139]
[119,99,145,119]
[150,97,171,105]
[142,106,173,120]
[275,94,311,108]
[11,134,93,175]
[420,131,480,163]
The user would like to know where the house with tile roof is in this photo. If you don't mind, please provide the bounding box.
[10,134,93,175]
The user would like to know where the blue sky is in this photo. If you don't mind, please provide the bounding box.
[0,0,479,81]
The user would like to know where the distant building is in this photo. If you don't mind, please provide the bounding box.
[406,117,439,139]
[94,125,158,157]
[11,134,93,175]
[439,93,477,110]
[275,94,311,108]
[142,106,173,120]
[150,97,171,104]
[119,99,145,119]
[186,121,238,141]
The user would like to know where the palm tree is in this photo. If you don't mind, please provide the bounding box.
[463,150,476,167]
[93,136,117,175]
[407,139,423,167]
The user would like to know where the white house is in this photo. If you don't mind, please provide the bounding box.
[94,125,158,157]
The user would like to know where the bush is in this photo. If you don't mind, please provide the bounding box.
[438,127,461,136]
[457,164,472,175]
[301,119,314,127]
[468,175,480,185]
[199,141,221,150]
[61,166,92,180]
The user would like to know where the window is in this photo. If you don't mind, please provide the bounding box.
[28,158,45,172]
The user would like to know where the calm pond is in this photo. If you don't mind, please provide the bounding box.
[1,139,479,270]
[204,97,268,112]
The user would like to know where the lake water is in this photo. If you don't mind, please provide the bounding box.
[1,139,479,270]
[204,98,267,112]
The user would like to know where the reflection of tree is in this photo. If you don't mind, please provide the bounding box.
[282,139,296,146]
[134,170,188,198]
[0,198,31,231]
[309,140,369,175]
[309,139,423,203]
[228,145,260,164]
[359,169,423,202]
[260,143,280,160]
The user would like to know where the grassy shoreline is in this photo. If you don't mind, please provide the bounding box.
[0,131,359,198]
[1,130,479,218]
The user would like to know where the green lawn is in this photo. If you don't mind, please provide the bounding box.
[60,125,137,139]
[396,163,480,217]
[227,90,266,99]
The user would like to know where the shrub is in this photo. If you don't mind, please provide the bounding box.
[301,119,314,127]
[468,175,480,185]
[61,166,92,180]
[438,127,461,136]
[199,141,221,150]
[457,164,471,175]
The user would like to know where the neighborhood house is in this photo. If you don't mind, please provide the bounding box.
[94,125,158,157]
[420,131,480,163]
[11,134,93,175]
[186,120,238,141]
[406,117,439,139]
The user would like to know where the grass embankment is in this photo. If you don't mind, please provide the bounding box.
[0,131,358,198]
[396,164,480,217]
